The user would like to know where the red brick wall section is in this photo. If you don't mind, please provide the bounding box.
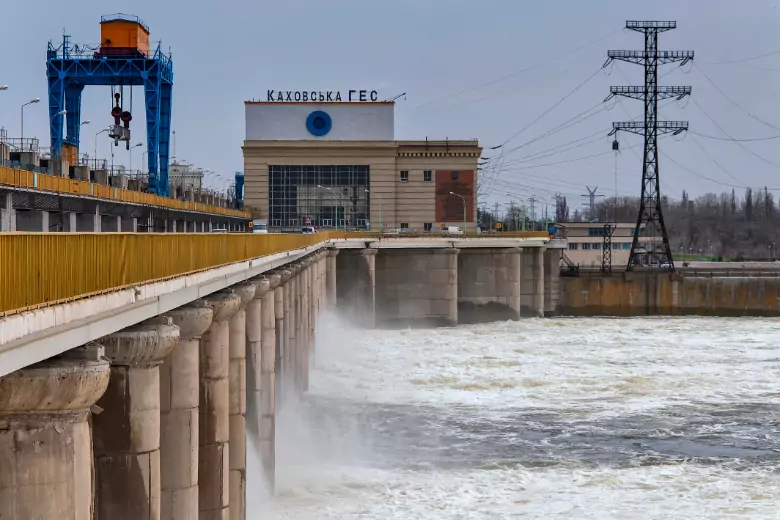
[435,170,474,223]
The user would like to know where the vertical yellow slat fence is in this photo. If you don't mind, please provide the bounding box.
[0,232,333,316]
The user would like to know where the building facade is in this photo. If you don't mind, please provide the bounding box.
[243,99,481,231]
[560,222,664,268]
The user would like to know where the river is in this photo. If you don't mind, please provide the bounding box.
[247,316,780,519]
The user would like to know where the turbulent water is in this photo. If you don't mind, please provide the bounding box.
[247,316,780,519]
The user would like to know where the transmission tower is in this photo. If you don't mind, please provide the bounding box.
[581,186,603,222]
[605,21,693,271]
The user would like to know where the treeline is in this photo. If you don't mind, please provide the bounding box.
[581,188,778,259]
[479,188,779,258]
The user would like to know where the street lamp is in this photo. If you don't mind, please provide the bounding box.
[449,191,466,233]
[94,128,110,168]
[365,188,381,233]
[129,142,142,173]
[0,85,8,91]
[21,98,40,145]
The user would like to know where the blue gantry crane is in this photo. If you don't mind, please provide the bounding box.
[46,14,174,196]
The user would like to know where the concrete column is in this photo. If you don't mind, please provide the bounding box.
[0,345,110,519]
[1,192,15,231]
[68,212,77,232]
[300,258,312,393]
[209,221,213,232]
[256,274,280,486]
[360,249,377,329]
[41,210,50,232]
[326,249,339,308]
[520,248,545,318]
[115,216,122,232]
[228,283,256,520]
[161,303,214,520]
[93,318,181,520]
[133,217,139,232]
[288,263,302,395]
[543,248,561,316]
[534,248,545,317]
[172,221,178,233]
[94,204,101,232]
[200,291,242,520]
[274,270,291,405]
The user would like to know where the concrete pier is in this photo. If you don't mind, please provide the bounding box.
[200,291,241,520]
[162,303,214,520]
[257,274,280,485]
[326,248,338,308]
[375,248,459,327]
[520,248,545,317]
[93,318,180,520]
[228,283,256,520]
[273,270,291,406]
[0,345,110,519]
[287,263,301,397]
[543,249,562,316]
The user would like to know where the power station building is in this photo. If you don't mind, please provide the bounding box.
[242,93,481,232]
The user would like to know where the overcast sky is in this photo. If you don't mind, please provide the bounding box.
[1,0,779,212]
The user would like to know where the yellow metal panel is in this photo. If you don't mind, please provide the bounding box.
[0,166,252,219]
[0,232,333,316]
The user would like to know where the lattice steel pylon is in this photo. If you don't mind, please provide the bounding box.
[605,21,693,271]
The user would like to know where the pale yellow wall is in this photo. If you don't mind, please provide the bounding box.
[242,140,481,231]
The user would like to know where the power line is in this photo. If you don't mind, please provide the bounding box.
[692,98,780,171]
[700,48,780,65]
[690,130,780,142]
[497,67,604,148]
[693,62,780,133]
[414,29,623,109]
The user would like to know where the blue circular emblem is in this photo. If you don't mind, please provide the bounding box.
[306,110,332,136]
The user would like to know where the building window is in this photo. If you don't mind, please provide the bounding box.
[593,243,601,250]
[268,165,370,230]
[622,242,631,250]
[582,243,591,250]
[612,243,620,250]
[423,170,432,182]
[289,218,298,226]
[424,222,433,231]
[400,170,409,182]
[357,218,366,227]
[400,222,409,229]
[272,219,281,227]
[568,243,578,250]
[588,227,607,238]
[322,218,333,227]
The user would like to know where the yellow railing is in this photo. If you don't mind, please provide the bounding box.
[337,230,551,239]
[0,232,336,315]
[0,166,251,219]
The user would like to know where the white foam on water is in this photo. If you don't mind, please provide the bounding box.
[248,315,780,519]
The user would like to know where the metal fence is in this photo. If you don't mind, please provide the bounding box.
[0,166,251,218]
[0,232,332,315]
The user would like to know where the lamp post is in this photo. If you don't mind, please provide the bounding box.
[21,98,40,148]
[365,188,381,233]
[94,128,110,169]
[129,142,142,174]
[449,192,466,233]
[0,85,8,91]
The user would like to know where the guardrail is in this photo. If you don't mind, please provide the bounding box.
[0,232,337,316]
[0,166,250,219]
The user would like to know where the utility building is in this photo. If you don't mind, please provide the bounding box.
[242,93,481,232]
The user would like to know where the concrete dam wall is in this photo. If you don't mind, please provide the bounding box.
[336,246,563,327]
[562,272,780,316]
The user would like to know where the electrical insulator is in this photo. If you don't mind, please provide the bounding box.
[612,139,619,151]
